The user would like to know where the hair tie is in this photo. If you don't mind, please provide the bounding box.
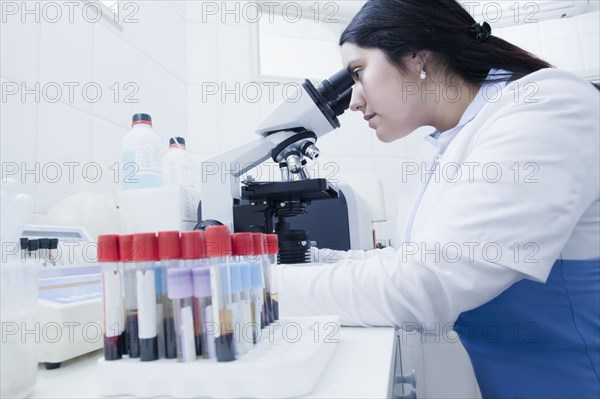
[470,22,492,42]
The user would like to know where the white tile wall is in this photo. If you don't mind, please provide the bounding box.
[1,1,187,215]
[187,22,219,86]
[92,23,135,127]
[91,116,129,194]
[35,101,93,213]
[186,86,221,156]
[496,11,600,73]
[0,77,38,200]
[38,16,95,113]
[0,10,40,87]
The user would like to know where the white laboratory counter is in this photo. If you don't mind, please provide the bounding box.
[30,327,396,399]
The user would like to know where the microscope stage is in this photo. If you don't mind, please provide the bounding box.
[241,178,339,203]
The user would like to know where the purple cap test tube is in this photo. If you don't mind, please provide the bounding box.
[192,268,212,359]
[167,268,196,362]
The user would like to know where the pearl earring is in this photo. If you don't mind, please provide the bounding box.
[420,70,427,80]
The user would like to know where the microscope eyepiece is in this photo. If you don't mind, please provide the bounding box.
[316,69,354,117]
[300,68,354,131]
[332,88,352,117]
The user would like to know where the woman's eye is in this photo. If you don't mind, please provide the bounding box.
[352,68,363,80]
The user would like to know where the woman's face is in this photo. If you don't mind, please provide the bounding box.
[341,43,430,143]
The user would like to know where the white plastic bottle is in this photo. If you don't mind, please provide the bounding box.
[162,137,197,188]
[121,113,163,190]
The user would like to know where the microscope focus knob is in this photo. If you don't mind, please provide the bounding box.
[302,143,320,160]
[286,152,303,174]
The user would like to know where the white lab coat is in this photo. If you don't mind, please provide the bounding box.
[276,68,600,328]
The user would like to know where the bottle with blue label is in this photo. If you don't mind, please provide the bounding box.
[121,113,163,190]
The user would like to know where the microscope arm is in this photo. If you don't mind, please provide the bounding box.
[200,130,302,229]
[199,68,354,230]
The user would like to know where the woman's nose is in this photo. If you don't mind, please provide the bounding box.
[349,86,366,112]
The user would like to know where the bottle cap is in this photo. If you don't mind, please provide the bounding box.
[231,233,255,256]
[206,226,232,258]
[118,235,135,262]
[132,113,152,126]
[252,233,264,255]
[98,235,120,263]
[240,263,252,291]
[250,262,265,289]
[266,234,279,255]
[27,239,39,251]
[181,231,207,260]
[20,237,29,250]
[48,239,59,250]
[192,267,211,298]
[169,137,185,146]
[229,263,243,293]
[167,268,193,299]
[38,238,50,250]
[132,233,158,262]
[158,231,181,260]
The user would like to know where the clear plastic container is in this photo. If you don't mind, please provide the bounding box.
[162,137,198,188]
[121,113,163,190]
[0,261,39,398]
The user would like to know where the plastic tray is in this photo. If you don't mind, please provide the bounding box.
[97,315,340,398]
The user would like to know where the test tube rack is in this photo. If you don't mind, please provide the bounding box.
[97,315,340,398]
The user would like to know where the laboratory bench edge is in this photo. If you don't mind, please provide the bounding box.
[31,326,397,399]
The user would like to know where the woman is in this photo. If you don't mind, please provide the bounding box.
[276,0,599,398]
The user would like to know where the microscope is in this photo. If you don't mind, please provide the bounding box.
[199,69,362,263]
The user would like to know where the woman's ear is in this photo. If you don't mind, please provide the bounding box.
[412,50,431,74]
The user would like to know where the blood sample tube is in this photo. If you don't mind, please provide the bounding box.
[239,263,254,351]
[182,231,209,357]
[192,266,211,358]
[119,234,139,358]
[253,233,274,324]
[98,234,125,360]
[205,225,236,362]
[157,231,181,359]
[249,262,265,344]
[167,267,196,362]
[228,262,245,357]
[232,233,258,349]
[133,233,159,361]
[266,234,280,321]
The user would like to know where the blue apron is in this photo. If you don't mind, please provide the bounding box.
[455,258,600,399]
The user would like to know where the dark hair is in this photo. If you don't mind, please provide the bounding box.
[339,0,553,84]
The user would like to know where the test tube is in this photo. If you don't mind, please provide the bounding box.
[253,233,274,324]
[20,237,28,260]
[192,267,211,358]
[48,238,58,265]
[232,233,259,348]
[228,262,246,357]
[167,268,196,362]
[98,235,126,361]
[266,234,280,321]
[157,231,181,359]
[133,233,159,362]
[239,263,254,351]
[182,231,209,357]
[119,234,139,358]
[249,262,265,345]
[205,225,236,362]
[39,238,49,264]
[27,239,39,261]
